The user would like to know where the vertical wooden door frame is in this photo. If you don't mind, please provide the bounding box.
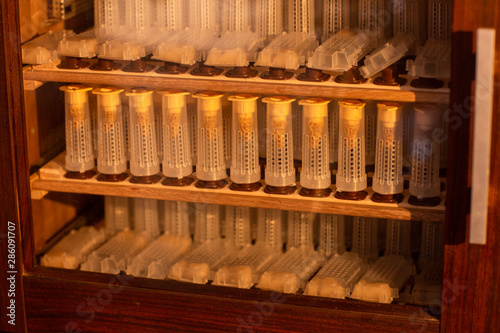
[0,0,33,332]
[442,0,500,331]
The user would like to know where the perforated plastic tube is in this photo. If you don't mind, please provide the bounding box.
[263,96,296,187]
[358,0,386,48]
[300,98,331,190]
[428,0,452,41]
[365,102,376,168]
[158,89,193,179]
[410,104,443,199]
[194,203,221,243]
[104,196,131,236]
[157,0,186,31]
[286,0,315,35]
[125,0,156,40]
[160,200,190,238]
[385,219,411,259]
[322,0,351,42]
[257,209,284,249]
[351,216,378,262]
[194,92,227,182]
[393,0,425,48]
[372,102,404,196]
[94,0,123,41]
[93,87,127,176]
[336,100,367,193]
[228,94,261,185]
[188,0,220,33]
[318,214,345,258]
[225,206,252,247]
[287,211,314,249]
[221,0,253,32]
[126,89,160,177]
[419,221,444,268]
[60,85,95,173]
[133,198,160,238]
[255,0,284,40]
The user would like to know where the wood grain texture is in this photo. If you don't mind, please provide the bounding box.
[441,0,500,332]
[23,66,450,103]
[31,154,446,222]
[0,0,30,332]
[24,273,439,333]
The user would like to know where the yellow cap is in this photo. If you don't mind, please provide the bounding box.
[158,89,189,109]
[126,88,153,109]
[300,98,331,118]
[60,85,92,105]
[193,91,224,112]
[377,102,401,124]
[228,94,260,114]
[339,99,365,121]
[263,96,296,117]
[93,87,124,107]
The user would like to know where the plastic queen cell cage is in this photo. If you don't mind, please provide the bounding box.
[126,88,161,184]
[158,89,194,186]
[60,85,96,179]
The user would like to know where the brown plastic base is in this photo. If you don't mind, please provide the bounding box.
[410,77,445,89]
[334,190,368,201]
[264,185,296,195]
[299,187,332,198]
[90,59,122,71]
[190,62,224,77]
[226,66,259,78]
[335,66,368,84]
[195,179,227,189]
[58,57,90,69]
[97,173,128,182]
[408,195,441,207]
[64,170,96,180]
[129,175,162,184]
[297,68,331,82]
[371,192,405,204]
[122,59,155,73]
[260,67,294,80]
[162,177,195,187]
[157,62,190,74]
[373,67,407,86]
[229,182,262,192]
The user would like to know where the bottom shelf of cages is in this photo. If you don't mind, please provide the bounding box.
[38,196,445,310]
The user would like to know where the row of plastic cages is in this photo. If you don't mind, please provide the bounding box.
[60,85,446,206]
[23,0,452,87]
[41,198,444,305]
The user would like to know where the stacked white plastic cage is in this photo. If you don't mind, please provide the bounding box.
[322,0,351,42]
[104,196,131,236]
[317,214,346,258]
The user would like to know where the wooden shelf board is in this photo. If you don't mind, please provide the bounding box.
[23,61,450,103]
[32,154,446,222]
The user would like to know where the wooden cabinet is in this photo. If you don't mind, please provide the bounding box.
[1,0,499,332]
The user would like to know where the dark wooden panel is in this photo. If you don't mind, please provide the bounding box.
[0,0,31,332]
[442,0,500,332]
[24,273,439,333]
